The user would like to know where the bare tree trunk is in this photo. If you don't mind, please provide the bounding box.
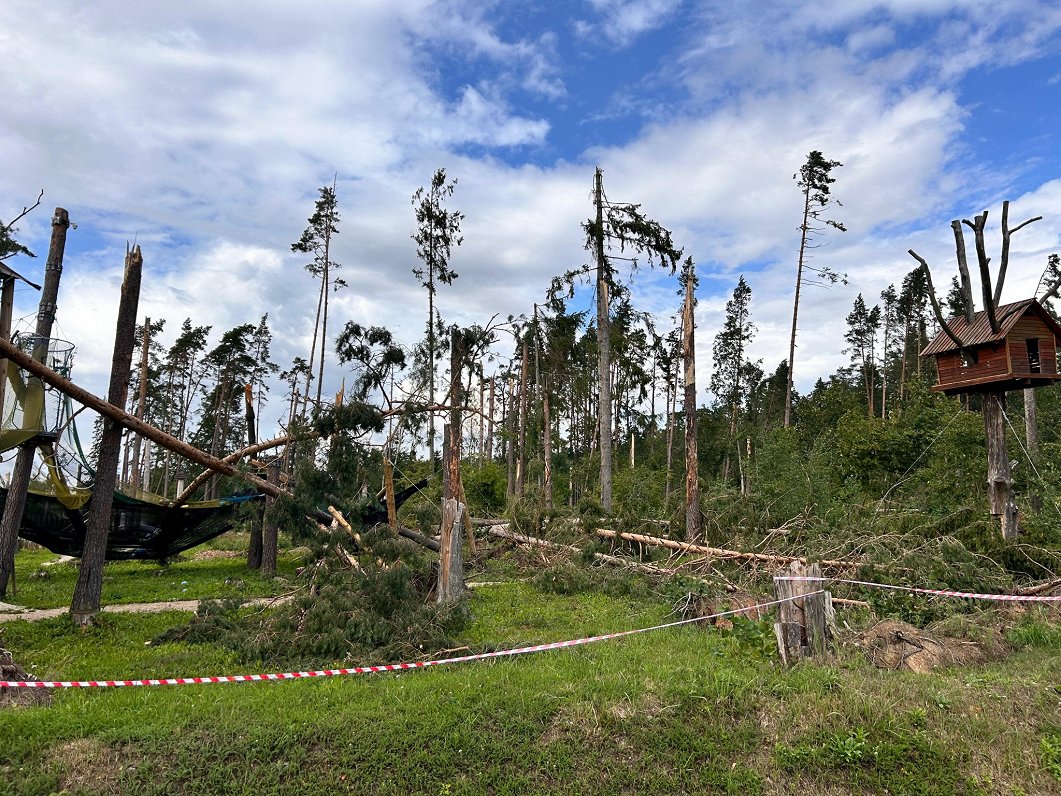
[245,383,263,570]
[784,188,812,428]
[542,377,553,509]
[0,208,70,598]
[261,460,280,576]
[438,330,464,603]
[130,317,151,490]
[1024,387,1039,459]
[664,378,675,509]
[486,378,495,462]
[71,245,143,626]
[982,389,1018,539]
[516,337,528,497]
[505,376,515,497]
[683,267,700,542]
[594,168,613,512]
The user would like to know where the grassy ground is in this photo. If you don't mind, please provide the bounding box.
[3,554,1060,796]
[6,537,301,610]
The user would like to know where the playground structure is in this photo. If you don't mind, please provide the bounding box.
[0,332,257,560]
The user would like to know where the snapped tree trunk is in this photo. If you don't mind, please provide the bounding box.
[245,383,263,570]
[71,245,143,626]
[982,389,1018,539]
[0,207,70,598]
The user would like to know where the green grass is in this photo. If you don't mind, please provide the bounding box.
[3,573,1061,795]
[7,542,300,610]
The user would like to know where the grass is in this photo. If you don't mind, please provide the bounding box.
[2,553,1061,795]
[6,537,301,610]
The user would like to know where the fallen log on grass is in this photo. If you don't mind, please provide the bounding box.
[486,525,722,586]
[594,528,860,570]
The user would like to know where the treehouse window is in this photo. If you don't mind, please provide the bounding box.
[961,352,973,368]
[1026,338,1041,373]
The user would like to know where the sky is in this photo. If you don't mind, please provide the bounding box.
[3,0,1061,440]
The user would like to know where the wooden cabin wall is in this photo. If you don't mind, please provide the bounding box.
[936,340,1009,389]
[1006,315,1058,376]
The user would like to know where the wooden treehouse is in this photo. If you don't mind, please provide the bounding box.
[921,298,1061,395]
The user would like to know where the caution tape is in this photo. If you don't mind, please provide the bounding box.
[0,594,809,689]
[775,575,1061,602]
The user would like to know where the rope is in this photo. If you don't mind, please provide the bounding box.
[997,396,1061,520]
[874,405,966,513]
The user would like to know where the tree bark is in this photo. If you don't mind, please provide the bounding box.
[516,336,528,497]
[129,317,150,491]
[682,266,700,542]
[0,208,70,598]
[982,389,1018,539]
[594,168,613,512]
[71,245,143,626]
[245,383,263,570]
[784,187,812,428]
[261,460,280,576]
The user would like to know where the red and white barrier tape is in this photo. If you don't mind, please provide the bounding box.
[776,575,1061,603]
[0,594,808,689]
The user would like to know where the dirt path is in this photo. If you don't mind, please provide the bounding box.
[0,596,292,624]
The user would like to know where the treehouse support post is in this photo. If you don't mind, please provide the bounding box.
[982,390,1018,539]
[0,208,70,598]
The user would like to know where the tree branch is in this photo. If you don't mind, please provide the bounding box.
[994,200,1042,306]
[909,250,974,360]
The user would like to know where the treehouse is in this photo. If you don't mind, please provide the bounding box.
[920,298,1061,395]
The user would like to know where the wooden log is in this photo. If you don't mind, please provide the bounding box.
[594,528,858,569]
[0,335,285,501]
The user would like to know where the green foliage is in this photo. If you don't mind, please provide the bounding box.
[154,529,466,667]
[461,461,507,517]
[1042,732,1061,782]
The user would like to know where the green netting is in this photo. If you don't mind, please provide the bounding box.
[0,335,74,453]
[3,486,259,561]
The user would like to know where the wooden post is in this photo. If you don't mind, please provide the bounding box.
[0,275,17,423]
[71,245,143,626]
[0,208,70,598]
[261,460,280,577]
[773,561,831,665]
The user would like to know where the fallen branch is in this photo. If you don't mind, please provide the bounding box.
[1016,577,1061,597]
[594,528,860,569]
[486,525,719,585]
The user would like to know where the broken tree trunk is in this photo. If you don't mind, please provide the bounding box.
[594,528,858,569]
[0,207,70,598]
[71,245,143,626]
[773,560,832,665]
[438,497,465,603]
[246,383,263,570]
[982,389,1018,538]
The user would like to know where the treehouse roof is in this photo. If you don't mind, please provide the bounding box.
[920,298,1061,357]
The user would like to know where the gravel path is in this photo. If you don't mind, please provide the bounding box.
[0,596,291,624]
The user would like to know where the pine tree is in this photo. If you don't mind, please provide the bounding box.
[412,169,463,462]
[785,151,847,427]
[292,181,345,408]
[844,294,882,416]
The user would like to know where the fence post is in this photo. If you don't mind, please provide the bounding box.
[773,560,831,665]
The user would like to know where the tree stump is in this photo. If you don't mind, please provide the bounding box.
[773,561,832,665]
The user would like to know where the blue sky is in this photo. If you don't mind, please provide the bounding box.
[2,0,1061,437]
